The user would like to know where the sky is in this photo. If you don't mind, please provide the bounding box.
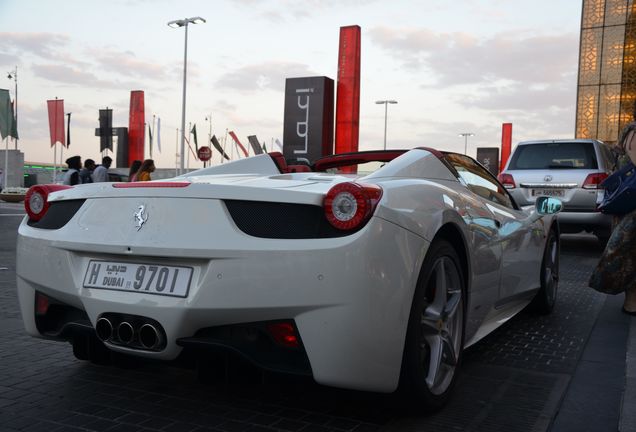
[0,0,582,169]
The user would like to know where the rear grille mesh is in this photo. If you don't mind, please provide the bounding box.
[27,200,85,229]
[224,200,354,239]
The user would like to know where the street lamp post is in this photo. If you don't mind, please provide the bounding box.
[7,66,17,150]
[168,16,206,175]
[459,132,474,155]
[375,100,397,150]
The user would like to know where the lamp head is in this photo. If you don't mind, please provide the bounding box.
[168,16,206,27]
[167,19,186,27]
[7,73,12,79]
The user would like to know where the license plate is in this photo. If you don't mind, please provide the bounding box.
[532,189,564,197]
[83,260,193,298]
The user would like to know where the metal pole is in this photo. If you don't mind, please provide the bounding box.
[179,21,189,175]
[464,135,468,155]
[13,66,17,150]
[4,136,8,189]
[383,102,388,150]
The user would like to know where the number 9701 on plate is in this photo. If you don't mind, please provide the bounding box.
[83,260,193,298]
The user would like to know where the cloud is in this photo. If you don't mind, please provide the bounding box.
[32,63,142,90]
[369,26,578,86]
[463,80,576,111]
[0,32,70,60]
[0,52,20,67]
[92,49,168,80]
[216,61,316,92]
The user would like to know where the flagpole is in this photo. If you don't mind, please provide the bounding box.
[221,128,228,164]
[53,143,56,184]
[187,122,191,172]
[151,115,156,159]
[3,136,8,189]
[207,114,212,166]
[175,128,179,176]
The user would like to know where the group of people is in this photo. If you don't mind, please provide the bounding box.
[63,155,155,185]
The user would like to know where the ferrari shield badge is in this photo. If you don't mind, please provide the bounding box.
[134,205,148,231]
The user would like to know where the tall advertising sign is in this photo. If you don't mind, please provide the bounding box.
[335,25,361,155]
[500,123,512,172]
[476,147,500,176]
[282,76,334,163]
[128,90,145,166]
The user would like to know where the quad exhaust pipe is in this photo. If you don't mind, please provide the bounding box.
[95,315,165,351]
[117,321,134,344]
[95,318,113,342]
[139,324,162,349]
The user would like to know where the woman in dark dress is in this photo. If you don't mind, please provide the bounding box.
[589,124,636,314]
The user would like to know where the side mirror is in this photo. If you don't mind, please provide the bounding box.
[536,197,563,215]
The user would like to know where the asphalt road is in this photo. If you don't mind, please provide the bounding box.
[0,202,615,432]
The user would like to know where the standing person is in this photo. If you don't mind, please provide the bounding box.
[63,156,82,186]
[92,156,112,182]
[589,119,636,314]
[136,159,155,182]
[79,159,96,184]
[128,160,142,182]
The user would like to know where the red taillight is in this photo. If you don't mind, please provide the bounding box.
[112,182,190,188]
[266,322,299,348]
[497,173,516,189]
[24,184,72,221]
[582,172,609,189]
[35,292,50,316]
[324,182,383,230]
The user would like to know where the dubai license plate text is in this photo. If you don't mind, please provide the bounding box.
[83,260,193,298]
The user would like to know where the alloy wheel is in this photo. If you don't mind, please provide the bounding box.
[419,256,463,395]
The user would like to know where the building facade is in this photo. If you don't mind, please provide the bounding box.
[576,0,636,144]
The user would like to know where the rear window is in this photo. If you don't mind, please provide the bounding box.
[508,142,598,170]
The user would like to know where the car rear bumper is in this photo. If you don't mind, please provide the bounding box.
[16,215,428,393]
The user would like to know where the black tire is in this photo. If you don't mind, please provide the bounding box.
[531,228,559,315]
[400,239,465,412]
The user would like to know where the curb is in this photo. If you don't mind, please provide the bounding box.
[620,315,636,432]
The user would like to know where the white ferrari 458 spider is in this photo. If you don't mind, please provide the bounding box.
[16,148,561,410]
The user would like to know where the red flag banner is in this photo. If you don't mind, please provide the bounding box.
[229,131,249,157]
[47,99,65,147]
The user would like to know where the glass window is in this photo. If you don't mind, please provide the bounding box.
[444,153,516,209]
[508,142,599,170]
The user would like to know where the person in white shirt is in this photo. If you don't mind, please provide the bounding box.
[92,156,112,182]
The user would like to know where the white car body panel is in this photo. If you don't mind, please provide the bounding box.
[16,148,556,393]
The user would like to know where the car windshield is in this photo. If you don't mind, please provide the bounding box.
[508,142,598,170]
[324,161,386,175]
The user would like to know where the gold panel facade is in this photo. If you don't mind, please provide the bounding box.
[579,28,603,85]
[576,86,598,139]
[582,0,605,28]
[605,0,628,26]
[598,84,621,141]
[576,0,636,142]
[601,25,626,83]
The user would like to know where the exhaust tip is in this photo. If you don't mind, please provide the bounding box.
[117,321,134,344]
[95,318,113,341]
[139,324,160,349]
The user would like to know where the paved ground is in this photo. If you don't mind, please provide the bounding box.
[0,202,632,432]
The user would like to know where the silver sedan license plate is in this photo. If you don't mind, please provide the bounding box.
[83,260,193,297]
[532,189,564,197]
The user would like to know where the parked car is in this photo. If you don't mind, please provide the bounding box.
[17,148,561,410]
[498,139,614,242]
